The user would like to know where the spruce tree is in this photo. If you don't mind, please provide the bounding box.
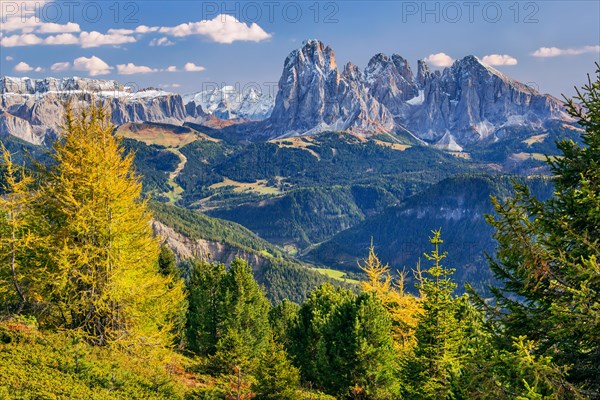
[406,230,463,400]
[322,291,399,399]
[186,259,226,356]
[253,338,300,400]
[212,258,271,374]
[290,283,353,387]
[268,299,299,349]
[39,103,185,350]
[158,245,179,279]
[485,65,600,396]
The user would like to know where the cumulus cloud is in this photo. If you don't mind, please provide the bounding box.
[108,28,135,35]
[166,66,177,72]
[79,31,136,48]
[34,66,44,72]
[1,31,136,48]
[150,37,175,47]
[73,56,112,76]
[184,62,206,72]
[0,33,44,47]
[135,25,160,34]
[44,33,79,45]
[481,54,518,66]
[51,61,71,71]
[1,16,80,34]
[158,14,271,44]
[37,21,81,34]
[0,12,269,48]
[116,63,157,75]
[14,61,33,72]
[531,45,600,57]
[423,53,454,67]
[5,56,14,61]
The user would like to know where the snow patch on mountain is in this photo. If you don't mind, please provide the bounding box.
[183,86,274,120]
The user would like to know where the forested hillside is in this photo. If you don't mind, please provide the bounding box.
[0,67,598,399]
[306,174,555,294]
[150,201,348,303]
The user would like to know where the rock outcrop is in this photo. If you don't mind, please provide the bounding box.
[263,41,570,147]
[0,77,202,144]
[183,85,274,121]
[265,39,394,137]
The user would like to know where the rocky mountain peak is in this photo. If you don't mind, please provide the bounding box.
[267,40,393,137]
[342,62,363,82]
[391,54,413,80]
[416,60,432,87]
[364,52,419,115]
[286,39,337,73]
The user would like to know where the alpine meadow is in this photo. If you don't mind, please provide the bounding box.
[1,1,599,399]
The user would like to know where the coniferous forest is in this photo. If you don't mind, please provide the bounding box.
[1,61,599,400]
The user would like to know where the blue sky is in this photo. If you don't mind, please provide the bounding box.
[1,0,598,98]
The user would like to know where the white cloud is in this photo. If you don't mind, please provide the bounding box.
[158,14,271,44]
[184,62,205,72]
[5,56,14,61]
[51,61,71,71]
[481,54,518,66]
[37,22,81,34]
[135,25,160,34]
[1,16,80,34]
[79,31,136,48]
[531,45,600,58]
[150,37,175,47]
[108,28,135,35]
[14,61,33,72]
[44,33,79,45]
[423,53,454,67]
[1,31,136,48]
[166,66,177,72]
[73,56,112,76]
[116,63,157,75]
[34,66,44,72]
[0,12,269,48]
[0,33,43,47]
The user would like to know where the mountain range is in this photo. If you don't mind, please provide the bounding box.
[2,39,572,150]
[0,39,583,297]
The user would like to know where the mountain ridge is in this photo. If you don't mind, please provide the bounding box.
[1,39,573,149]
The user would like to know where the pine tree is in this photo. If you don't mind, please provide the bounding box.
[485,65,600,396]
[158,245,179,279]
[268,299,299,349]
[405,230,463,400]
[290,283,353,387]
[212,258,271,374]
[39,103,185,350]
[323,291,399,399]
[253,338,300,400]
[186,259,226,356]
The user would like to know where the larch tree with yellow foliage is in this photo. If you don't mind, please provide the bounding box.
[40,103,185,350]
[358,242,421,354]
[0,144,44,314]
